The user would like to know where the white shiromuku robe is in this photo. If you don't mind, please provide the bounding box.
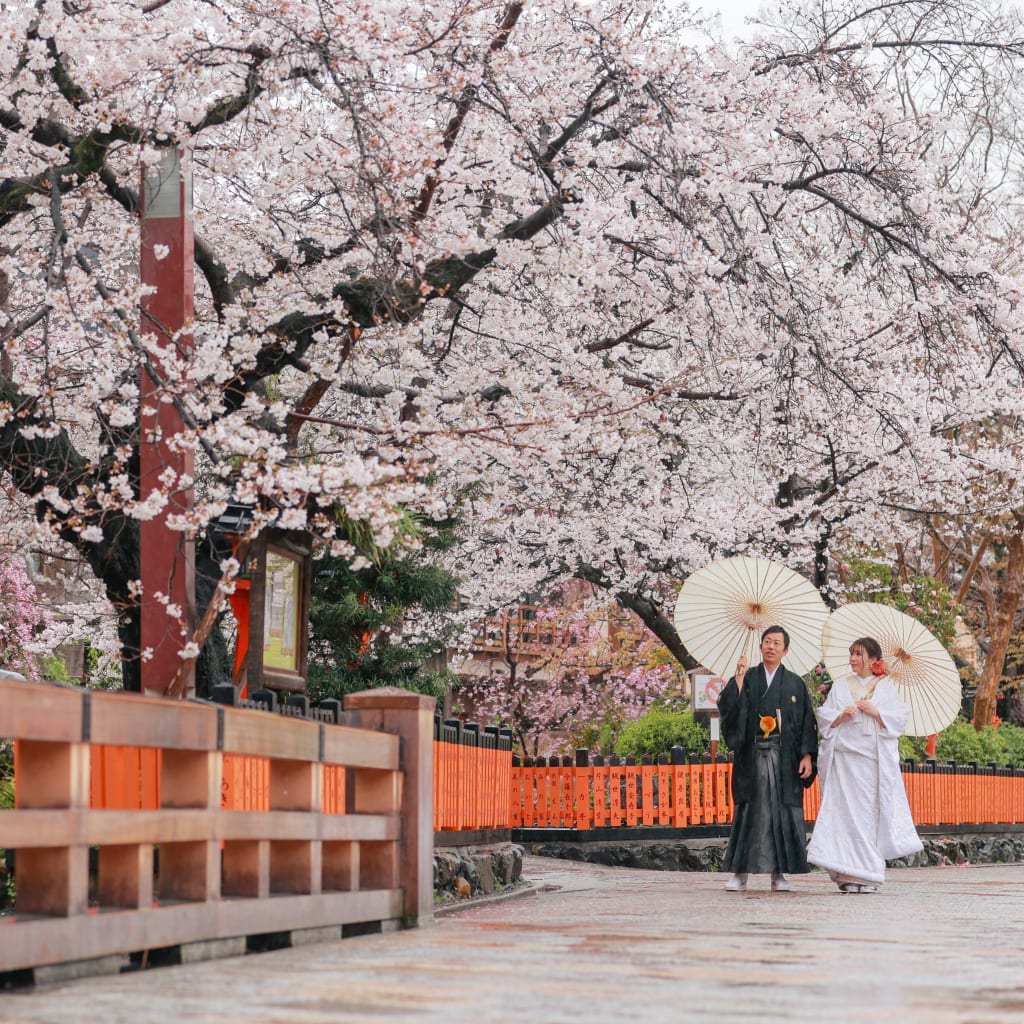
[806,675,923,884]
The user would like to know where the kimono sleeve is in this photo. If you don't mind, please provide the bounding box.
[716,677,747,750]
[797,680,819,786]
[873,678,911,736]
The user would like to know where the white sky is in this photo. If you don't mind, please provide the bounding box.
[710,0,768,40]
[707,0,1024,42]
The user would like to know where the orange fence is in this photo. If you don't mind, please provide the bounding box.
[433,719,513,832]
[512,755,734,829]
[92,740,1024,836]
[87,717,510,833]
[510,755,1024,830]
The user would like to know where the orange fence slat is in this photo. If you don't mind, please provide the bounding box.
[609,763,624,826]
[657,764,671,826]
[560,762,575,828]
[535,759,549,829]
[713,761,730,824]
[672,765,690,827]
[641,766,656,827]
[688,760,702,824]
[575,767,593,830]
[695,761,713,825]
[510,763,523,828]
[802,778,820,822]
[592,766,609,827]
[623,765,639,826]
[323,763,345,815]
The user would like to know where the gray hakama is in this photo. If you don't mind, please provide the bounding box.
[723,736,810,875]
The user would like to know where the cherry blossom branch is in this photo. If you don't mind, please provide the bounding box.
[761,37,1024,75]
[164,539,250,699]
[411,3,524,223]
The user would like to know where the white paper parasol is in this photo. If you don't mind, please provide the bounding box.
[672,556,829,679]
[821,602,962,736]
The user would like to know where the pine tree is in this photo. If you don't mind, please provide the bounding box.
[307,512,460,701]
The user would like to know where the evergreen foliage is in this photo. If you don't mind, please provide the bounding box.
[307,510,460,701]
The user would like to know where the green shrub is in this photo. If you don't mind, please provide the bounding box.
[0,740,12,809]
[897,719,1024,768]
[898,734,928,762]
[614,706,710,760]
[996,723,1024,768]
[935,720,1004,765]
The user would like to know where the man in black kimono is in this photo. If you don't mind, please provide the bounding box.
[716,625,818,892]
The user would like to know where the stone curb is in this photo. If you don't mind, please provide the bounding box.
[432,880,541,918]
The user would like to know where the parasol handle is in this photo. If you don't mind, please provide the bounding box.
[735,654,749,690]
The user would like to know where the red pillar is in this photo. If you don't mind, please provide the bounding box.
[139,147,196,696]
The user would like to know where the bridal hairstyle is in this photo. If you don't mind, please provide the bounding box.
[850,637,883,661]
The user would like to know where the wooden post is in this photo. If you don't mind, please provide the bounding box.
[14,739,90,916]
[159,747,221,902]
[139,146,195,696]
[344,687,435,927]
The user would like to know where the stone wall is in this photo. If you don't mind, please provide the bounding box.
[434,843,524,900]
[523,832,1024,872]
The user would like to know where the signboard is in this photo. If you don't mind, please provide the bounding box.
[694,672,727,713]
[263,548,301,671]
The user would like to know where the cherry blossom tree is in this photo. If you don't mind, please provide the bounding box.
[753,0,1024,730]
[434,0,1024,645]
[899,511,1024,728]
[0,551,47,680]
[456,599,682,756]
[2,0,1024,692]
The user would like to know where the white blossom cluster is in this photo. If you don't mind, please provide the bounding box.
[2,0,1024,673]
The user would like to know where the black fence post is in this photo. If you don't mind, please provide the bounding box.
[211,683,237,706]
[316,698,341,724]
[285,694,309,716]
[250,688,277,712]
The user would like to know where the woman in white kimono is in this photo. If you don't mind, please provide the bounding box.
[806,636,923,893]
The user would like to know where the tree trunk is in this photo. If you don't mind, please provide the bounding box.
[614,591,698,672]
[973,533,1024,730]
[76,517,228,696]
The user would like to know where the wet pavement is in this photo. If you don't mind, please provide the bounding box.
[2,856,1024,1023]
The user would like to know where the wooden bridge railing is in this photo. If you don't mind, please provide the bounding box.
[0,680,434,976]
[82,712,514,836]
[511,749,1024,830]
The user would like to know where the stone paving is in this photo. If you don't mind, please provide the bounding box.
[3,856,1024,1023]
